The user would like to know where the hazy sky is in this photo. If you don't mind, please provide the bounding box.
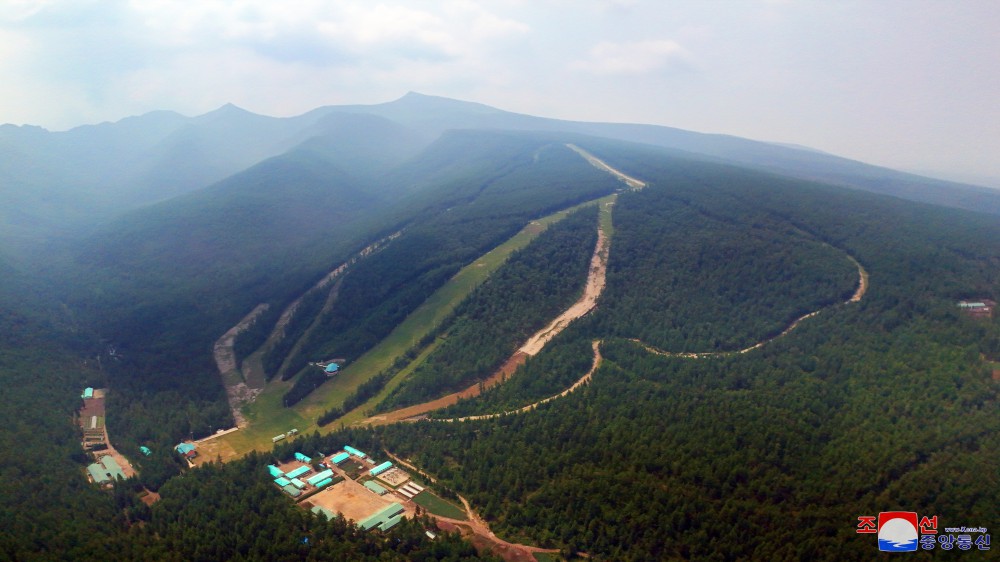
[3,0,999,183]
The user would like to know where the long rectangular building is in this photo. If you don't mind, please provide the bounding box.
[364,481,388,495]
[285,465,311,479]
[344,445,366,458]
[306,469,334,486]
[370,461,393,476]
[359,503,405,531]
[330,452,350,464]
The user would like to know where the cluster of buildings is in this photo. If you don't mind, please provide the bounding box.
[267,447,362,499]
[87,455,126,486]
[958,300,995,318]
[268,444,417,532]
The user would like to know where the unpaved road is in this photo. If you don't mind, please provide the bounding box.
[567,144,646,190]
[212,231,403,427]
[519,228,609,356]
[382,450,559,561]
[361,215,611,426]
[442,340,602,422]
[637,253,869,359]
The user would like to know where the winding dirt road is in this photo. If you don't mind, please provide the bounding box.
[440,340,602,422]
[634,253,869,359]
[361,213,612,426]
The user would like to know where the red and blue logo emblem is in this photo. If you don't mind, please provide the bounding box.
[878,512,919,552]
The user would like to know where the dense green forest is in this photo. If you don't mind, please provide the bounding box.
[281,139,618,404]
[588,180,858,352]
[377,205,599,410]
[325,152,1000,560]
[4,120,1000,561]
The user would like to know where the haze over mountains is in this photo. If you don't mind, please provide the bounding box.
[2,89,999,560]
[3,92,999,266]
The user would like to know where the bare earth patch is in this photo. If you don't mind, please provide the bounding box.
[307,479,410,524]
[362,217,611,426]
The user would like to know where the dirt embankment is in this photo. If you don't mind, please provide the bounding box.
[212,231,404,427]
[362,218,611,426]
[442,340,602,422]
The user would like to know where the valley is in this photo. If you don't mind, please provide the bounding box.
[2,93,998,561]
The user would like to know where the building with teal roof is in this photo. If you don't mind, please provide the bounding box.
[82,387,94,399]
[294,452,311,463]
[364,480,388,495]
[330,452,350,464]
[286,465,311,479]
[344,445,366,458]
[274,477,291,487]
[324,362,340,374]
[370,461,393,476]
[268,465,284,478]
[307,469,334,486]
[139,446,151,456]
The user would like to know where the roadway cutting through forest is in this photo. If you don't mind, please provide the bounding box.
[359,147,638,425]
[360,212,612,426]
[632,252,869,359]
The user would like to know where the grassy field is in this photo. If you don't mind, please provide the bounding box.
[412,491,467,520]
[206,195,615,459]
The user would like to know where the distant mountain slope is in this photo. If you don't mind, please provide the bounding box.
[326,92,1000,215]
[6,91,1000,263]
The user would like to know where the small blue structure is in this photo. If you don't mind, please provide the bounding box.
[82,387,94,399]
[274,477,291,487]
[324,363,340,374]
[139,446,151,456]
[294,452,311,463]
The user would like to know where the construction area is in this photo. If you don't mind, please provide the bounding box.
[269,444,461,533]
[78,388,137,485]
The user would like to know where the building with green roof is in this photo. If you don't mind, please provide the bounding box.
[87,463,110,484]
[311,506,336,520]
[364,480,388,495]
[359,503,404,531]
[101,456,127,481]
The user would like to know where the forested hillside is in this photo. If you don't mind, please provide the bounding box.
[280,137,619,405]
[340,152,1000,560]
[4,95,1000,561]
[377,205,599,410]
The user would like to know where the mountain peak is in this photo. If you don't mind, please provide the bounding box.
[196,102,254,121]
